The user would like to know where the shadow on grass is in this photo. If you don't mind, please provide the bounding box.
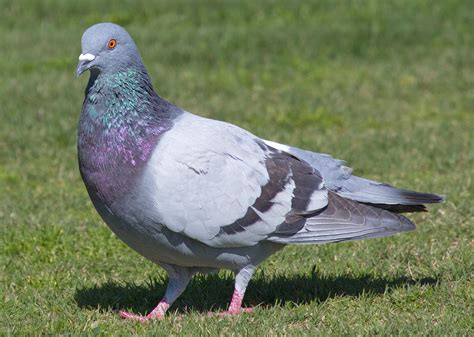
[74,270,439,315]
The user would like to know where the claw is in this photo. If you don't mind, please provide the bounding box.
[119,300,169,321]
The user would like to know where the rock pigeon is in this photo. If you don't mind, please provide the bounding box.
[76,23,444,321]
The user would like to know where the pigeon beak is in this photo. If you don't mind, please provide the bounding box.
[76,53,96,77]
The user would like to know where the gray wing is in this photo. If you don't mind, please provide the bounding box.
[136,113,328,248]
[264,140,445,212]
[267,191,415,245]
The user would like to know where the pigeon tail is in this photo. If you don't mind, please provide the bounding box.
[338,176,446,213]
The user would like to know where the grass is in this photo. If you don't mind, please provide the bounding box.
[1,0,473,335]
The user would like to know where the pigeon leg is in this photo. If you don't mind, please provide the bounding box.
[208,265,256,317]
[120,266,193,321]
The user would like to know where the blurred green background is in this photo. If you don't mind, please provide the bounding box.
[1,0,472,335]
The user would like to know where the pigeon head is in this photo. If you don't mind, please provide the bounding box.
[76,23,144,77]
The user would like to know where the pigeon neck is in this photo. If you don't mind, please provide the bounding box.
[86,67,158,114]
[82,67,182,132]
[78,68,181,206]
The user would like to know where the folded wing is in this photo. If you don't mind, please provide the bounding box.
[139,117,441,249]
[138,114,328,248]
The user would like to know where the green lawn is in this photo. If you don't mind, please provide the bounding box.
[1,0,473,335]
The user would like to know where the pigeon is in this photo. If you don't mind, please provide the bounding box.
[76,23,444,321]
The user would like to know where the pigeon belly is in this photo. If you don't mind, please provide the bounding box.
[88,185,282,271]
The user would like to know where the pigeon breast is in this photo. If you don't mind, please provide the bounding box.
[78,69,182,207]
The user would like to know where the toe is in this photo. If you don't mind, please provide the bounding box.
[119,311,158,322]
[119,310,149,322]
[207,307,254,317]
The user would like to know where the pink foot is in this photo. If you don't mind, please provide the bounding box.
[207,288,254,317]
[207,307,254,317]
[119,299,170,322]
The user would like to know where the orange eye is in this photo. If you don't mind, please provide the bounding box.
[107,39,117,49]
